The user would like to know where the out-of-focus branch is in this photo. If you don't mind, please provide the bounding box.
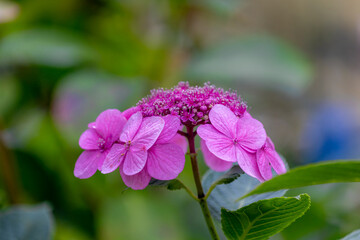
[0,120,22,204]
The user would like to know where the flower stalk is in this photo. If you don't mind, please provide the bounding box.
[186,126,220,240]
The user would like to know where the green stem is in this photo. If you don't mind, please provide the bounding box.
[178,179,199,202]
[204,182,218,200]
[199,198,219,238]
[186,126,220,240]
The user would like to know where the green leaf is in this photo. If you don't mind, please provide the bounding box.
[240,160,360,199]
[149,179,185,191]
[167,180,186,191]
[203,162,287,222]
[0,203,54,240]
[148,179,198,200]
[341,230,360,240]
[221,194,311,240]
[212,165,244,186]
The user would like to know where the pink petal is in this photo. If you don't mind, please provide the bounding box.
[170,134,188,153]
[263,137,286,174]
[209,104,238,138]
[197,124,222,140]
[147,143,185,180]
[236,117,266,152]
[79,129,100,150]
[206,139,237,162]
[200,140,232,172]
[122,145,148,175]
[120,166,151,190]
[98,149,110,171]
[74,150,105,179]
[197,124,236,162]
[243,111,252,118]
[120,112,143,142]
[88,122,96,129]
[101,144,126,174]
[267,149,287,175]
[95,109,127,143]
[122,106,140,120]
[132,116,164,150]
[235,147,265,182]
[266,137,275,149]
[156,115,181,144]
[256,148,273,181]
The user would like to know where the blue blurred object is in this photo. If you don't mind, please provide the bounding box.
[301,102,360,162]
[0,204,54,240]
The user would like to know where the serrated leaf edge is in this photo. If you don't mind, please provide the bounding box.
[221,194,311,240]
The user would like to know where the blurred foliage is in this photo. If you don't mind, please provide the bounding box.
[185,36,313,96]
[341,229,360,240]
[0,0,359,239]
[0,28,93,67]
[0,203,54,239]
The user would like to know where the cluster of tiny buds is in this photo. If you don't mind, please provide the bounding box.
[136,82,247,126]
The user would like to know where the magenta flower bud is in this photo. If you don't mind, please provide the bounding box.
[137,82,247,126]
[200,106,207,111]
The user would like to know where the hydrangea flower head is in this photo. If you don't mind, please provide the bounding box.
[118,115,186,189]
[74,82,285,189]
[101,112,165,175]
[74,109,127,179]
[137,82,247,126]
[198,104,267,181]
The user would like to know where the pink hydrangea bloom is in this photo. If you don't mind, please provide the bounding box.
[171,134,188,153]
[200,139,232,172]
[137,82,247,126]
[101,112,185,189]
[101,112,164,175]
[121,106,188,153]
[256,137,287,180]
[119,115,186,189]
[122,106,141,120]
[74,109,127,179]
[197,104,267,181]
[75,82,284,185]
[146,115,186,180]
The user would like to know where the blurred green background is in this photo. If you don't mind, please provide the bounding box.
[1,0,360,239]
